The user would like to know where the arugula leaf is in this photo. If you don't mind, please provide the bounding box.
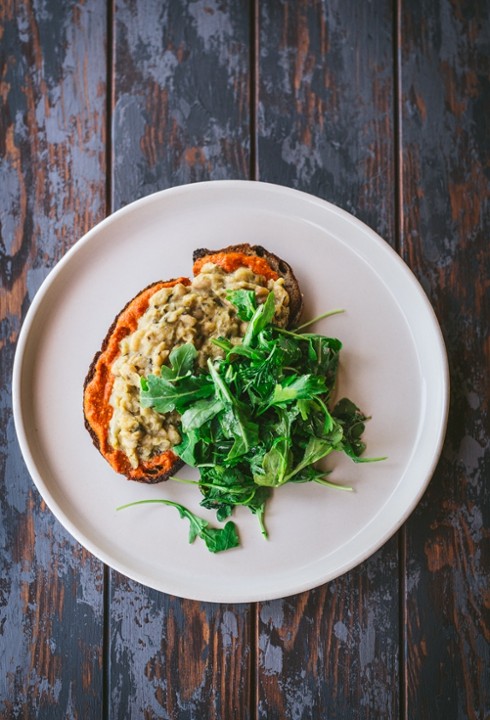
[159,343,198,381]
[140,374,213,414]
[200,519,240,552]
[242,291,276,346]
[207,358,234,403]
[271,374,327,404]
[220,404,259,461]
[307,336,342,389]
[227,289,257,320]
[117,499,240,553]
[253,439,291,487]
[332,398,368,459]
[285,430,342,482]
[173,429,202,466]
[181,397,224,432]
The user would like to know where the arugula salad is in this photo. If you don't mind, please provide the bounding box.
[118,290,381,553]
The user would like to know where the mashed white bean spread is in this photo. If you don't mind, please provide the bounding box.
[108,263,290,468]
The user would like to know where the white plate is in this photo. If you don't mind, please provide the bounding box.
[13,181,449,603]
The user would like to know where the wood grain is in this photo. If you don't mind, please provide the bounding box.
[0,0,107,717]
[1,0,488,717]
[257,0,396,239]
[256,554,400,719]
[109,2,253,718]
[112,0,251,208]
[400,1,490,718]
[256,1,400,717]
[110,580,252,719]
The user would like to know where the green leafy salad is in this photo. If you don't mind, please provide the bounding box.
[118,290,382,553]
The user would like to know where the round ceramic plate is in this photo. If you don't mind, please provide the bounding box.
[13,181,448,603]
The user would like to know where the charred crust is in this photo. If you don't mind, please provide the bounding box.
[128,457,185,485]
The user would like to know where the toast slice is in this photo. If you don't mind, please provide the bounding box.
[83,245,303,483]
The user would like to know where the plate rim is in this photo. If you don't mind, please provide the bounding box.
[12,179,450,602]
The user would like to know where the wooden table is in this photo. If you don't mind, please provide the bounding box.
[1,1,488,718]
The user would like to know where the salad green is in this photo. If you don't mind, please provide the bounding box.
[119,290,382,552]
[117,499,239,553]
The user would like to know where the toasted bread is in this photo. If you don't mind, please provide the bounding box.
[83,245,303,483]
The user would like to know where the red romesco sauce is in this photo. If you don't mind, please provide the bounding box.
[192,251,279,281]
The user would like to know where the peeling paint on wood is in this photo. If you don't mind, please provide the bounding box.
[112,0,251,209]
[256,2,399,717]
[256,551,400,720]
[257,0,396,242]
[1,0,489,718]
[0,1,107,716]
[109,2,253,718]
[401,2,490,718]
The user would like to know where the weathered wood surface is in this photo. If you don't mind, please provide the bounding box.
[1,0,488,719]
[400,2,489,718]
[109,2,253,718]
[0,1,107,717]
[256,2,401,718]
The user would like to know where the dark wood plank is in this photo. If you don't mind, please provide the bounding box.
[256,1,400,717]
[256,554,400,719]
[400,1,490,718]
[109,2,253,718]
[2,2,486,718]
[112,0,251,208]
[257,0,396,239]
[110,581,252,719]
[0,0,107,717]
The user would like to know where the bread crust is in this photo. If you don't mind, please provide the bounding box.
[84,245,303,483]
